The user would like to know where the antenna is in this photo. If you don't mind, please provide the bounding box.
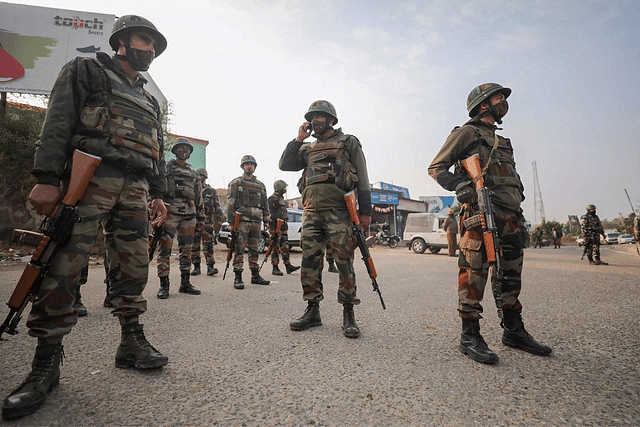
[532,161,546,226]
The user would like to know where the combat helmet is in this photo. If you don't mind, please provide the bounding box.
[304,100,338,125]
[240,155,257,167]
[586,204,596,211]
[467,83,511,117]
[274,180,288,191]
[109,15,167,57]
[171,137,193,154]
[196,168,208,179]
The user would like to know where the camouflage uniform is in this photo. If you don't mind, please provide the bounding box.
[279,128,371,305]
[581,211,605,263]
[268,191,293,266]
[157,158,204,276]
[429,117,527,320]
[635,216,640,242]
[192,182,223,270]
[226,175,270,271]
[25,51,167,339]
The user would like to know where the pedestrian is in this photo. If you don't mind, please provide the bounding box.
[279,100,372,339]
[443,208,459,257]
[267,180,300,276]
[2,15,169,420]
[580,204,608,265]
[191,168,223,276]
[428,83,552,364]
[226,155,271,289]
[532,226,543,248]
[156,138,204,298]
[552,227,562,248]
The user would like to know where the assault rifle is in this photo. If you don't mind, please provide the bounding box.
[259,218,284,272]
[344,190,386,309]
[1,150,102,340]
[148,223,165,262]
[223,212,240,280]
[460,153,504,319]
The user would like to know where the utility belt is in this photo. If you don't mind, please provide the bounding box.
[103,160,147,179]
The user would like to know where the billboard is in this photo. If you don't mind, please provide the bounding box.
[0,2,114,94]
[419,196,456,213]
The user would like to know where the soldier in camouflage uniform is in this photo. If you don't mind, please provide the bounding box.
[226,155,271,289]
[2,16,169,420]
[279,100,372,339]
[268,180,301,276]
[191,168,223,276]
[580,204,608,265]
[156,138,204,298]
[428,83,552,364]
[532,226,544,248]
[635,215,640,244]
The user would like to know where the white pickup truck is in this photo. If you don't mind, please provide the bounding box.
[403,212,456,254]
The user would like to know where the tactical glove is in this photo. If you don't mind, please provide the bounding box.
[455,181,476,204]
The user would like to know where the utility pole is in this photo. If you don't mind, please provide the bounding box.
[532,161,546,226]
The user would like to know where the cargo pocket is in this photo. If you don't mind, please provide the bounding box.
[459,232,485,269]
[80,105,108,129]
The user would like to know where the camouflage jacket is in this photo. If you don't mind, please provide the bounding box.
[165,159,204,219]
[279,128,372,215]
[226,174,270,224]
[581,213,604,238]
[268,192,288,228]
[428,118,524,212]
[32,52,166,199]
[202,183,223,226]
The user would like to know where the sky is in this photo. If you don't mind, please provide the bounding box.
[6,0,640,223]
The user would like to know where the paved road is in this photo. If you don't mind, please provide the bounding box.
[0,244,638,426]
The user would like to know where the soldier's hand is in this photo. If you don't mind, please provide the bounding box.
[360,214,371,228]
[29,184,62,217]
[455,182,476,204]
[296,122,312,142]
[150,198,167,226]
[197,221,205,232]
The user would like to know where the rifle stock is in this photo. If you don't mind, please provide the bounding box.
[223,212,241,280]
[260,218,284,272]
[460,154,504,319]
[344,190,386,309]
[148,225,164,261]
[1,150,101,340]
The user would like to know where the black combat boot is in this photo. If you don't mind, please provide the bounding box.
[285,263,301,274]
[342,304,361,338]
[233,270,244,289]
[251,268,270,285]
[327,260,339,273]
[290,302,322,331]
[587,255,595,265]
[2,343,64,420]
[191,263,201,276]
[115,321,168,369]
[206,262,218,276]
[73,285,87,317]
[501,309,552,356]
[460,318,499,364]
[593,257,608,265]
[179,273,201,295]
[272,265,284,276]
[103,279,113,308]
[157,276,170,299]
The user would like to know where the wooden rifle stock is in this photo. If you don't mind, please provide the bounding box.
[260,219,284,271]
[1,150,101,340]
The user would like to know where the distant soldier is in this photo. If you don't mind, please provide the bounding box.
[443,208,459,257]
[634,215,640,243]
[581,204,608,265]
[191,168,223,276]
[267,180,300,276]
[532,226,543,248]
[552,227,562,248]
[227,155,271,289]
[156,138,205,298]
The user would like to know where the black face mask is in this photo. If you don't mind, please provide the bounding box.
[126,46,155,71]
[493,100,509,118]
[312,119,332,135]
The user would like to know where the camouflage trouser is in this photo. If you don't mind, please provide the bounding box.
[325,241,334,263]
[233,220,261,272]
[457,205,524,320]
[157,211,196,276]
[270,222,291,266]
[584,238,601,259]
[300,209,359,305]
[447,233,458,256]
[26,163,150,340]
[192,223,215,265]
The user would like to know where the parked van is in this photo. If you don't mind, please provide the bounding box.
[603,230,619,244]
[287,208,303,247]
[402,212,456,254]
